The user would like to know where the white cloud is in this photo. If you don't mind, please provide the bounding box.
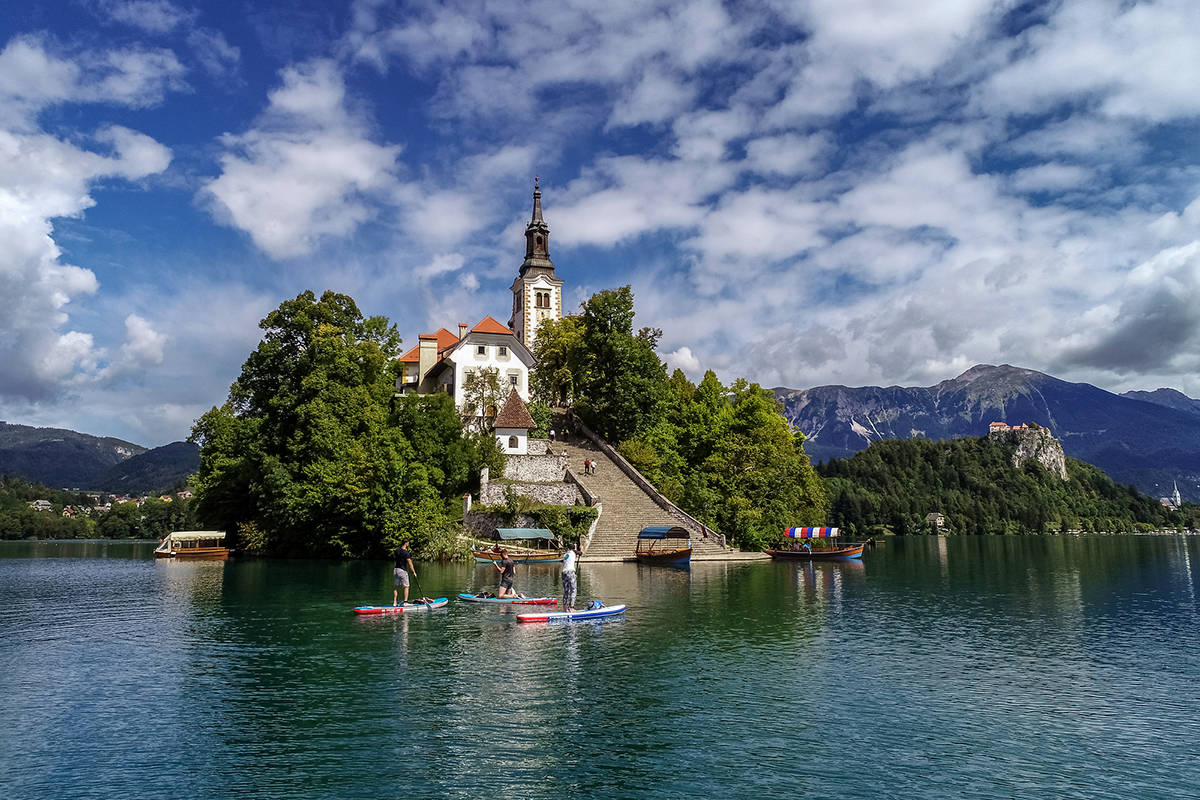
[100,0,194,34]
[203,60,403,259]
[414,253,466,281]
[119,314,167,365]
[0,36,176,404]
[978,0,1200,122]
[664,345,701,374]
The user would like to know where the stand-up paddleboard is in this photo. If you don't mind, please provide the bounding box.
[354,597,448,614]
[457,593,557,605]
[518,603,626,623]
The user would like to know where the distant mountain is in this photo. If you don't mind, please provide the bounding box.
[0,422,145,488]
[97,441,200,494]
[1120,388,1200,418]
[0,421,197,493]
[775,364,1200,502]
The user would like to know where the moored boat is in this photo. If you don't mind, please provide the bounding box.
[473,528,564,564]
[154,530,229,560]
[765,527,869,561]
[635,526,692,566]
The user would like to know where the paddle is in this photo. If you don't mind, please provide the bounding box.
[413,571,431,608]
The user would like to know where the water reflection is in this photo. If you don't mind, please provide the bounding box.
[4,537,1200,799]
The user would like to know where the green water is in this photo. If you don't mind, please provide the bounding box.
[2,536,1198,799]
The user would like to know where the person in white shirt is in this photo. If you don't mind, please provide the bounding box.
[561,546,579,610]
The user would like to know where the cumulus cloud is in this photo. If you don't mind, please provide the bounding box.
[203,60,403,258]
[0,36,176,403]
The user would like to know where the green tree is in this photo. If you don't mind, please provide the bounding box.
[531,315,585,406]
[575,286,668,443]
[191,290,469,559]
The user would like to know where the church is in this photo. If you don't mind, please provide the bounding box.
[396,180,564,437]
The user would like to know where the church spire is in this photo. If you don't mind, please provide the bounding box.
[531,175,543,223]
[521,177,554,274]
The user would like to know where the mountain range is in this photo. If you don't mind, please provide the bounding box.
[0,422,199,493]
[775,364,1200,503]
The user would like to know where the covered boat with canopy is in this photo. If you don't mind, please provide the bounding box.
[473,528,565,564]
[765,527,868,561]
[634,525,692,566]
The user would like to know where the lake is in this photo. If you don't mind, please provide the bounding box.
[2,536,1198,799]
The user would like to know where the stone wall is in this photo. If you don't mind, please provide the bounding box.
[481,481,581,507]
[503,453,567,482]
[527,438,551,455]
[463,511,543,539]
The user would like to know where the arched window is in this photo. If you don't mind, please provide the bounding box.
[508,436,518,448]
[535,235,543,247]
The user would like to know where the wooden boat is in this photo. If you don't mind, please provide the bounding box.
[473,549,564,565]
[457,593,557,605]
[154,530,229,560]
[635,525,692,566]
[353,598,448,614]
[518,603,626,623]
[765,527,869,562]
[473,527,564,564]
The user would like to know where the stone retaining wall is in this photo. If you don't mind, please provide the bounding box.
[503,453,567,483]
[481,481,580,507]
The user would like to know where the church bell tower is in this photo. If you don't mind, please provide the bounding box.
[509,178,564,350]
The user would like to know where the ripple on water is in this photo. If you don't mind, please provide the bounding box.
[3,538,1200,799]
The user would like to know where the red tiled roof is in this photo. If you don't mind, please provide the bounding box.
[472,315,513,335]
[399,328,461,362]
[493,389,536,429]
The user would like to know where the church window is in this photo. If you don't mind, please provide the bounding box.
[509,373,518,387]
[508,436,518,448]
[498,345,508,357]
[536,236,543,247]
[476,345,486,356]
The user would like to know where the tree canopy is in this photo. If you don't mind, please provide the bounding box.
[190,290,499,559]
[530,285,827,549]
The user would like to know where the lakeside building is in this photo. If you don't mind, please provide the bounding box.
[396,182,563,422]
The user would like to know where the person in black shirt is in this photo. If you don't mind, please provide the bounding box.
[494,549,517,597]
[393,539,416,606]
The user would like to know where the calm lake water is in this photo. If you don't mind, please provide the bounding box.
[2,536,1198,799]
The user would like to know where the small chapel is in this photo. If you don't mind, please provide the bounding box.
[397,181,565,435]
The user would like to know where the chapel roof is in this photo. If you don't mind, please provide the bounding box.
[471,315,514,335]
[493,389,537,430]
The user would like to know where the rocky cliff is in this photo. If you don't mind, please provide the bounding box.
[988,425,1068,480]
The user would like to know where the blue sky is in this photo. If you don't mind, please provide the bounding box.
[3,0,1200,446]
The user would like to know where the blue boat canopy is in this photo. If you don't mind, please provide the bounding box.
[785,527,840,538]
[496,528,556,541]
[638,525,691,539]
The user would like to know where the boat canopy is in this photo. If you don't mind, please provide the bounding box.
[166,530,226,542]
[496,528,555,541]
[638,525,691,540]
[785,527,839,538]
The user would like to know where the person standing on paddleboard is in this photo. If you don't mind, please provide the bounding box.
[393,539,416,606]
[495,549,517,598]
[561,545,578,610]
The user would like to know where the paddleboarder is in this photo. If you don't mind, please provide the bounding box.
[561,545,578,610]
[495,549,517,597]
[393,539,416,606]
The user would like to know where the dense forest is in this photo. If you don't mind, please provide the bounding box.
[532,286,826,549]
[820,437,1196,535]
[0,476,196,540]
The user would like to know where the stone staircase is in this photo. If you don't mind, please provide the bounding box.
[552,412,742,562]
